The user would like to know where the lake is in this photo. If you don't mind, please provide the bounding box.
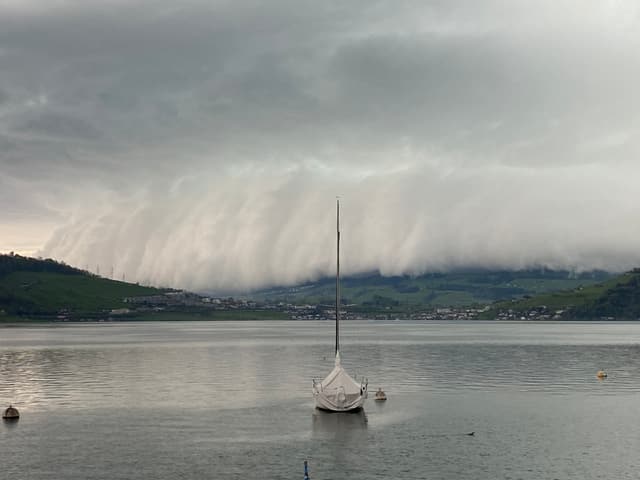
[2,320,640,479]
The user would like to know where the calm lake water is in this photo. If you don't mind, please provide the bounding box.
[2,320,640,479]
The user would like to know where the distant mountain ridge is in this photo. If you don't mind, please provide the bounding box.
[249,269,613,308]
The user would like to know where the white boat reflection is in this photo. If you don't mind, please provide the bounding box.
[311,407,368,436]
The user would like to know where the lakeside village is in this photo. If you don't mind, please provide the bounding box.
[111,290,569,321]
[120,290,485,320]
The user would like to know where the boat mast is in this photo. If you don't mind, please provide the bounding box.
[336,198,340,356]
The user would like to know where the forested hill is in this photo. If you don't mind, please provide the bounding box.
[573,270,640,319]
[486,269,640,320]
[0,253,83,276]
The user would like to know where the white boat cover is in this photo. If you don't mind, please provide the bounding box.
[313,352,367,412]
[312,200,367,412]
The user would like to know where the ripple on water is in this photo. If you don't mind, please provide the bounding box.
[2,321,640,480]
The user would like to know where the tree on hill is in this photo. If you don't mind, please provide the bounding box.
[572,274,640,319]
[0,253,84,277]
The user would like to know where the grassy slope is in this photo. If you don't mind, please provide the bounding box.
[0,270,161,317]
[0,255,288,322]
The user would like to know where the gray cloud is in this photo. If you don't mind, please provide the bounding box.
[1,0,639,290]
[14,111,102,140]
[39,162,640,292]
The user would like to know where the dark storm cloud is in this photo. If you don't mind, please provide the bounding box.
[1,0,639,289]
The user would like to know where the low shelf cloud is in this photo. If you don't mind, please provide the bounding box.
[1,0,639,291]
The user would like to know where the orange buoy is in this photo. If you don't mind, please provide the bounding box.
[596,370,608,379]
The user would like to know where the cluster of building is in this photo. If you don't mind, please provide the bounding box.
[118,291,259,314]
[118,291,584,321]
[403,307,490,321]
[119,291,498,321]
[283,304,492,321]
[493,305,566,320]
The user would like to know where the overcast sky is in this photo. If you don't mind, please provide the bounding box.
[1,0,640,291]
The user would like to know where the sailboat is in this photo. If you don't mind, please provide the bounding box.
[312,199,368,412]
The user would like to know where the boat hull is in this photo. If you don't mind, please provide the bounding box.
[313,391,367,412]
[315,405,364,413]
[312,356,368,413]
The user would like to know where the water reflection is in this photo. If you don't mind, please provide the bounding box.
[1,418,19,429]
[311,408,368,435]
[3,322,640,480]
[3,322,640,414]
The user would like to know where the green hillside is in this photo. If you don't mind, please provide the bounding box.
[0,254,162,320]
[485,269,640,319]
[251,269,613,308]
[3,253,629,321]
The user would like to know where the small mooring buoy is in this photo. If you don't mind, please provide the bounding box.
[374,387,387,401]
[596,370,608,379]
[2,405,19,421]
